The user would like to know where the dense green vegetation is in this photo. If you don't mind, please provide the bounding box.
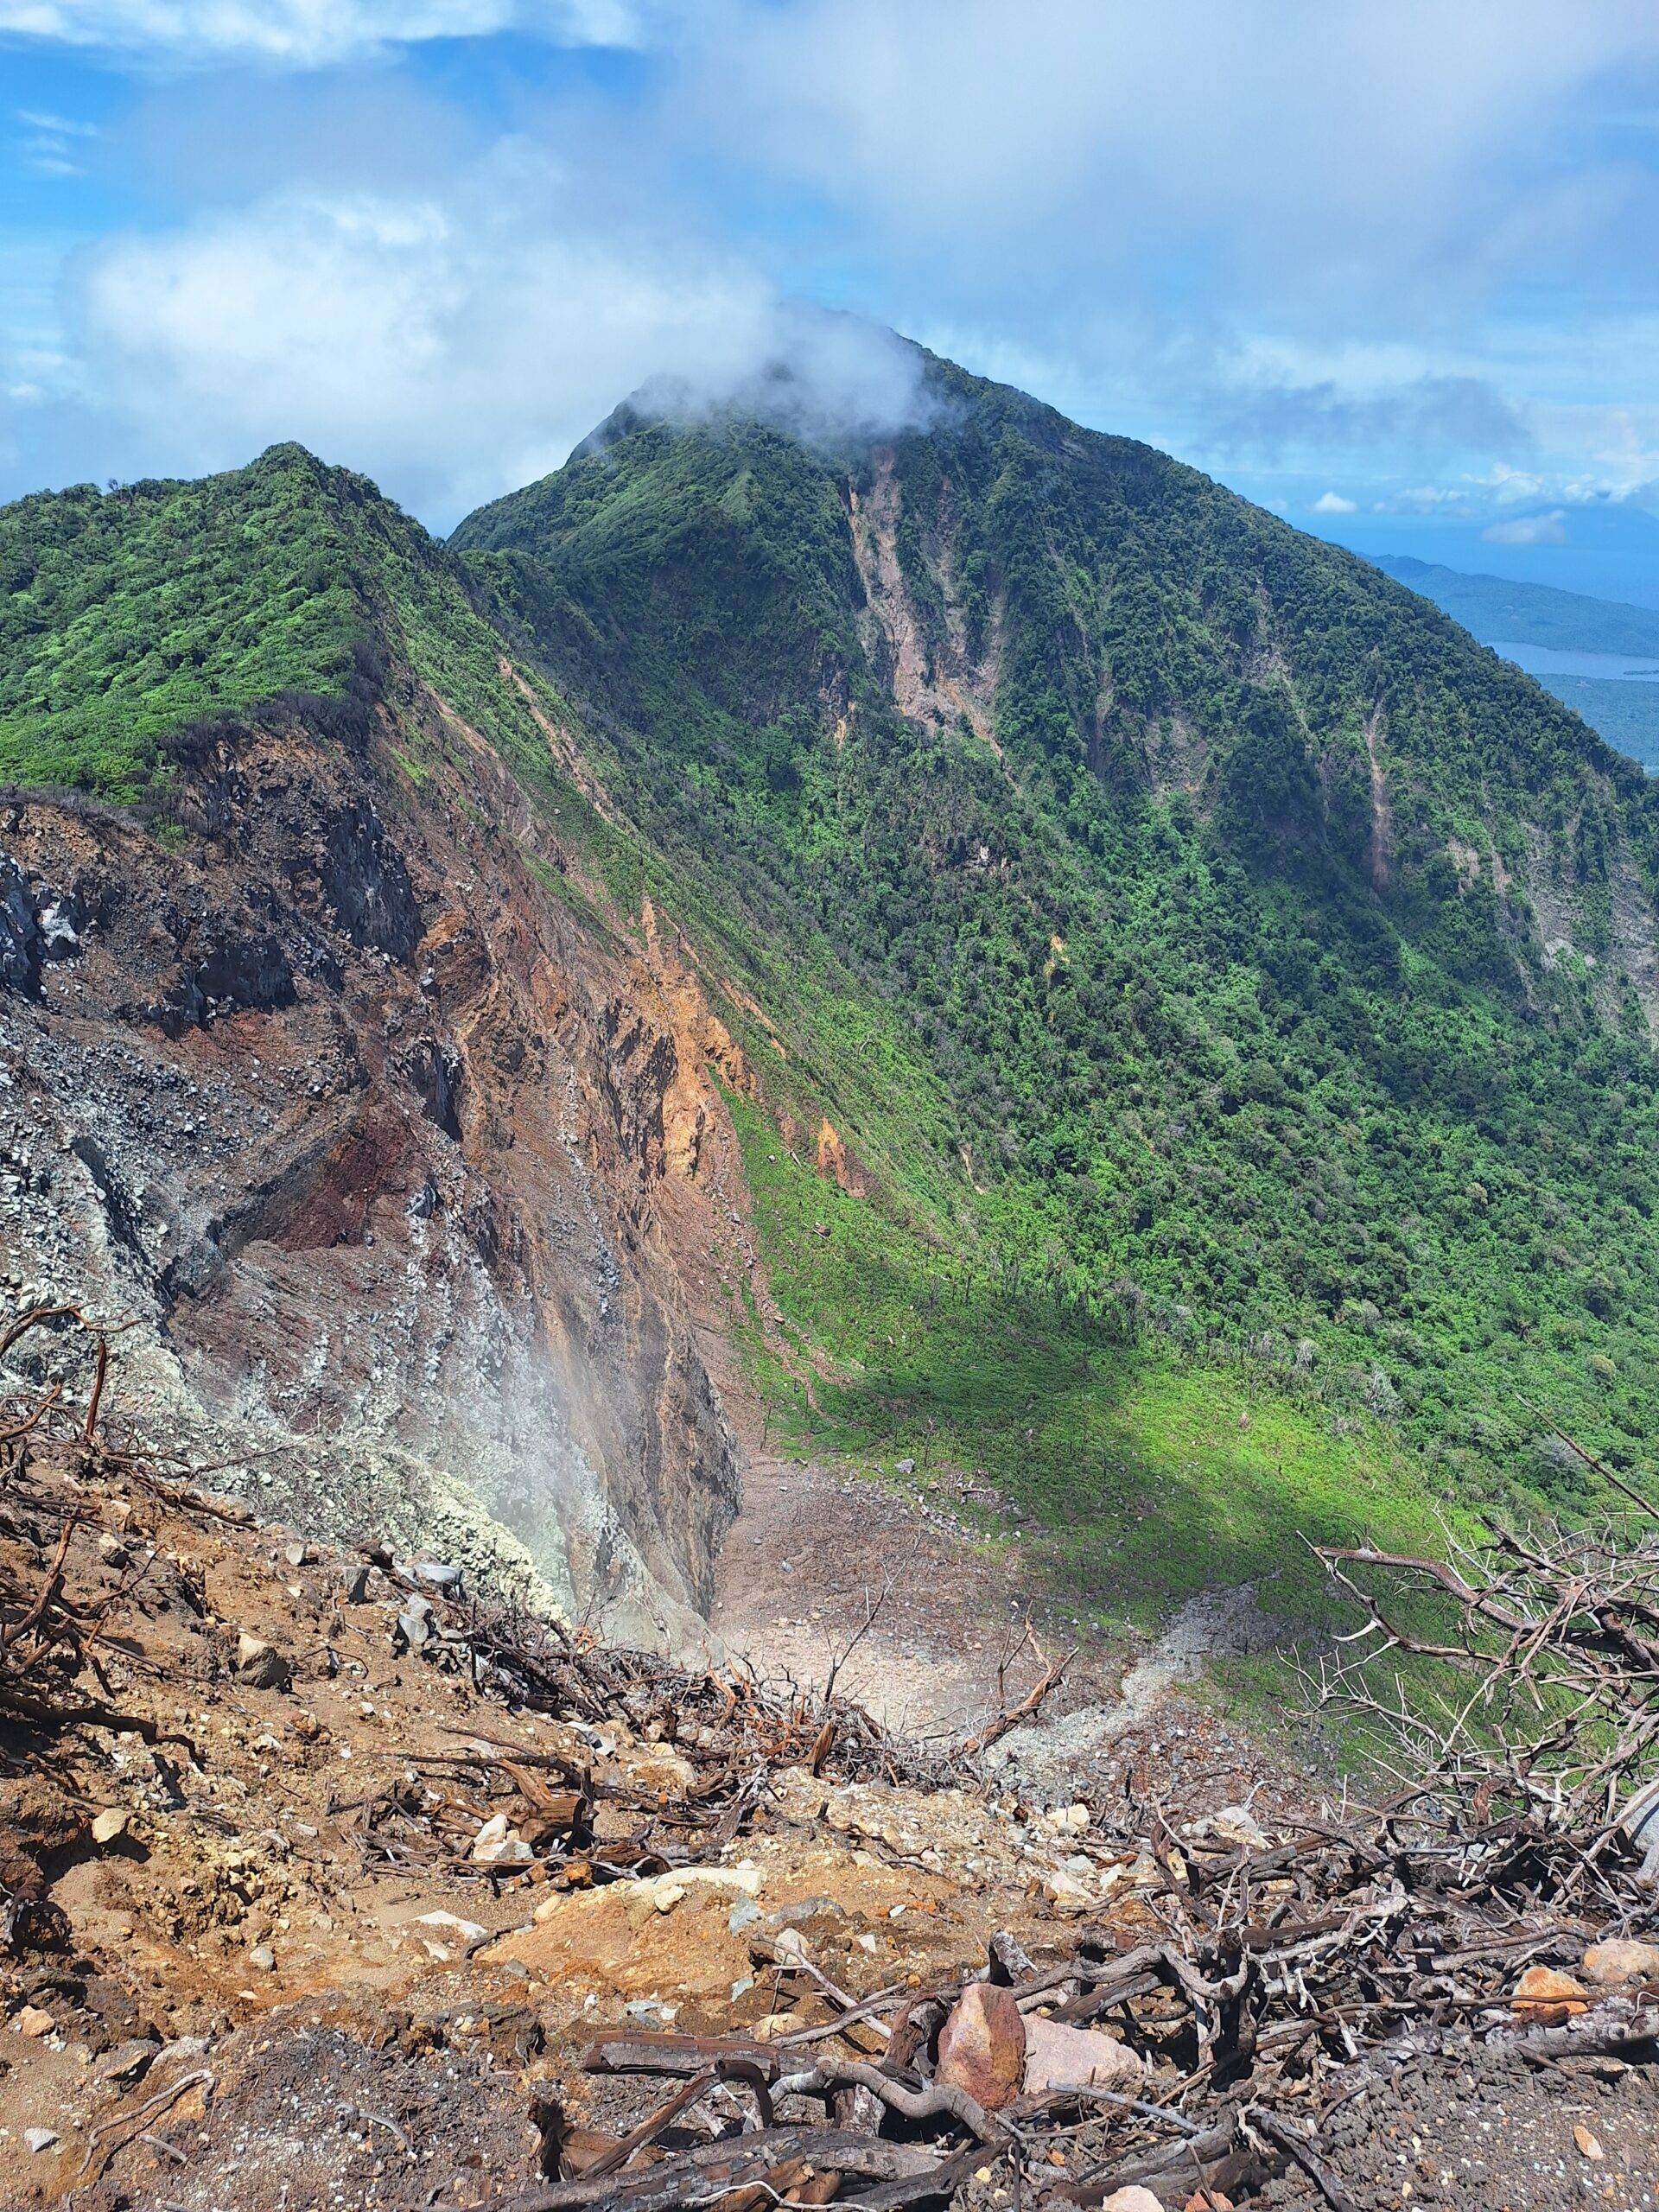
[1373,555,1659,772]
[9,340,1659,1620]
[0,441,587,809]
[456,348,1659,1514]
[0,447,362,800]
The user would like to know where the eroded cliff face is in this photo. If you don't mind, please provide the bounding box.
[0,694,751,1647]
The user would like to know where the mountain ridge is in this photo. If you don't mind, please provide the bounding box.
[4,344,1659,1635]
[449,349,1659,1540]
[0,439,760,1641]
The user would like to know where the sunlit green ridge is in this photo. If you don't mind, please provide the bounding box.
[5,341,1658,1618]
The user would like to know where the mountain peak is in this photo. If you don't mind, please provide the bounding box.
[563,314,966,474]
[10,350,1659,1573]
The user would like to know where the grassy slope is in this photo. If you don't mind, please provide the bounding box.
[722,1090,1442,1626]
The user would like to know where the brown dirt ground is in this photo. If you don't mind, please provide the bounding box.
[710,1455,1301,1809]
[11,1441,1659,2212]
[0,1441,1166,2210]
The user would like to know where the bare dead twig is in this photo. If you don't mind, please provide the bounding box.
[953,1619,1074,1758]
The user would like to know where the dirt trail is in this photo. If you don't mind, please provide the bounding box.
[981,1584,1283,1788]
[710,1454,1104,1740]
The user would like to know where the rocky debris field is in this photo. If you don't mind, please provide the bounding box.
[712,1452,1291,1806]
[8,1325,1659,2209]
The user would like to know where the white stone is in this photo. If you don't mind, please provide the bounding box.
[416,1910,488,1946]
[472,1813,533,1865]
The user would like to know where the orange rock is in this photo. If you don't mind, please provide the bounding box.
[1583,1938,1659,1987]
[814,1117,869,1196]
[935,1982,1026,2111]
[1512,1965,1589,2024]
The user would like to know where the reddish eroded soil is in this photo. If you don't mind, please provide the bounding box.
[0,700,761,1649]
[0,1436,1166,2211]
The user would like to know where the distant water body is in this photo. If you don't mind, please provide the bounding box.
[1494,641,1659,683]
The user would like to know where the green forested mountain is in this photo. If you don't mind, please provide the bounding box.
[7,342,1659,1622]
[0,448,363,801]
[0,443,581,806]
[1535,675,1659,772]
[454,351,1659,1519]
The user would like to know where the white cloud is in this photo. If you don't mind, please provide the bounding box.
[54,156,932,521]
[16,105,99,175]
[1483,510,1567,545]
[1378,486,1474,515]
[1478,461,1547,505]
[1311,491,1356,513]
[0,0,651,67]
[6,0,1659,522]
[15,108,98,135]
[682,1,1659,335]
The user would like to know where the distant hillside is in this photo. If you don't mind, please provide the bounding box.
[1371,554,1659,656]
[1372,553,1659,770]
[1538,677,1659,772]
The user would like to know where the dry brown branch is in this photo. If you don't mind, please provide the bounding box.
[1308,1504,1659,1841]
[73,2069,214,2187]
[952,1618,1073,1757]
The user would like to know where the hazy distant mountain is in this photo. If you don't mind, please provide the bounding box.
[1371,555,1659,657]
[1372,554,1659,770]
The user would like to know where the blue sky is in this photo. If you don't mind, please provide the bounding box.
[4,3,1659,601]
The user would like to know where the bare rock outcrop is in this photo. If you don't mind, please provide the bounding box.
[0,704,747,1647]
